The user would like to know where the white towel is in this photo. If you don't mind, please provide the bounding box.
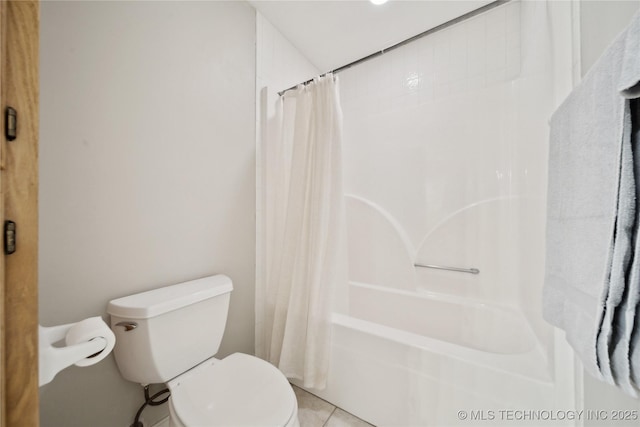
[610,99,640,396]
[543,9,640,393]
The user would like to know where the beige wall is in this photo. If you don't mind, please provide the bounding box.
[39,1,256,426]
[579,0,640,422]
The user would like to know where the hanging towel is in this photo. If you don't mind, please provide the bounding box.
[615,12,640,392]
[543,9,640,393]
[628,99,640,389]
[603,14,640,395]
[598,102,635,391]
[610,99,640,396]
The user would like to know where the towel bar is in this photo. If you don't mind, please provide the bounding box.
[414,263,480,275]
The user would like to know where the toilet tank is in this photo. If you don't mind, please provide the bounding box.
[107,275,233,384]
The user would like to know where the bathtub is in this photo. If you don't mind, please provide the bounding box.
[296,282,562,426]
[349,282,536,355]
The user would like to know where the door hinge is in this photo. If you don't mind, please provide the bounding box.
[4,220,16,255]
[5,106,17,141]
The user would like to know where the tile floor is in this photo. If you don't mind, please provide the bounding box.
[292,385,375,427]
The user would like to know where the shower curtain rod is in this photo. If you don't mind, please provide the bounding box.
[278,0,510,97]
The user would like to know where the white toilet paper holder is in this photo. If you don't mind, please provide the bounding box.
[39,316,114,386]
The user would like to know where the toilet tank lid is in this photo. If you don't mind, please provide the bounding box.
[107,275,233,319]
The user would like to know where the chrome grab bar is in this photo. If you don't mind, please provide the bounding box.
[414,263,480,275]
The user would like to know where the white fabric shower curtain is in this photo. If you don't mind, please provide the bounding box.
[256,74,345,389]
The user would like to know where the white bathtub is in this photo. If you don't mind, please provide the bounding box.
[350,282,536,355]
[297,282,562,426]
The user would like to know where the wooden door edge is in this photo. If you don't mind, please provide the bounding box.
[2,1,40,426]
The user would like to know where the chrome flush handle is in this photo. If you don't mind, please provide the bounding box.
[115,321,138,332]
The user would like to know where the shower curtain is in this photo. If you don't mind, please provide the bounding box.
[256,74,345,389]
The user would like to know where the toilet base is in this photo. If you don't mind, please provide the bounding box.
[168,400,299,427]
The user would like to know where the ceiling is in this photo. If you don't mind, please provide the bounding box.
[249,0,493,72]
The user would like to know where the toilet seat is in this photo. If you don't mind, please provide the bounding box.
[167,353,297,427]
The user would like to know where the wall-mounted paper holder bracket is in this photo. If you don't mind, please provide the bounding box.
[39,318,113,387]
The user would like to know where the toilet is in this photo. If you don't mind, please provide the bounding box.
[107,275,299,427]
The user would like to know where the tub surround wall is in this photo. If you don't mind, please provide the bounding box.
[339,0,526,303]
[39,2,255,426]
[338,0,556,322]
[307,1,577,424]
[338,0,576,365]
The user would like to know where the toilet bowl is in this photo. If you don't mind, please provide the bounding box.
[167,354,298,427]
[107,275,299,427]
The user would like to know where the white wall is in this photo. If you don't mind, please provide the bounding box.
[580,0,640,76]
[579,0,640,420]
[39,1,256,426]
[256,12,320,93]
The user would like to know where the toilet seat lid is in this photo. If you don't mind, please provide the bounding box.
[167,353,296,426]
